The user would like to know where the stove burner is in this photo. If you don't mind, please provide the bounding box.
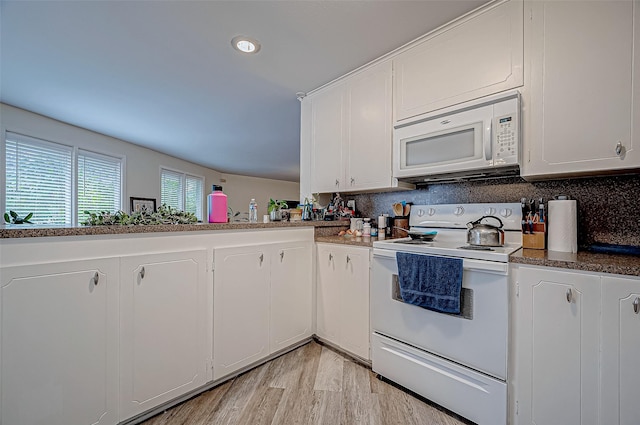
[395,240,434,245]
[458,245,495,251]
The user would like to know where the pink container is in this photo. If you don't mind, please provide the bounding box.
[207,185,228,223]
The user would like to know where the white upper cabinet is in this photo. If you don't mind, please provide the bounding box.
[522,0,640,178]
[393,0,524,123]
[305,61,413,194]
[309,83,346,193]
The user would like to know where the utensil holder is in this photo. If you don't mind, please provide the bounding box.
[523,222,546,250]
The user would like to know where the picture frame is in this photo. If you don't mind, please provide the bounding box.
[130,197,156,213]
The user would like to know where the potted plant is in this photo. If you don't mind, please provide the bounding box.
[268,199,288,221]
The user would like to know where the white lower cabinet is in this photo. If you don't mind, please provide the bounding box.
[514,266,640,425]
[0,258,119,425]
[515,266,600,425]
[119,250,209,421]
[316,244,370,360]
[213,241,312,380]
[601,275,640,425]
[270,242,313,352]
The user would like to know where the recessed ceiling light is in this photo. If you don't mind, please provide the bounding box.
[231,36,261,54]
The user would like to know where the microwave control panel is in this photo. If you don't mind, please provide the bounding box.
[494,113,518,164]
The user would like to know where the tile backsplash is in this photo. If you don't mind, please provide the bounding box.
[352,174,640,249]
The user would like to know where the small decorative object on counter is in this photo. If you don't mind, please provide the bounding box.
[263,214,269,223]
[4,211,33,224]
[268,198,288,221]
[363,218,371,236]
[249,198,258,223]
[207,185,228,223]
[521,197,546,250]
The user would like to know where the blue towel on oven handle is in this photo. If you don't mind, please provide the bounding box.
[395,252,463,314]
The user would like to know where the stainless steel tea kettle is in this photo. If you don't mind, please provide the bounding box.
[466,215,505,247]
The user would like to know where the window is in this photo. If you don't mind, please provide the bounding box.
[3,132,123,225]
[160,168,203,221]
[77,150,123,219]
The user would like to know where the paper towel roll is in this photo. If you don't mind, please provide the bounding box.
[548,200,578,253]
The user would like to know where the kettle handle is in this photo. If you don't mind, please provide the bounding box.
[469,215,504,229]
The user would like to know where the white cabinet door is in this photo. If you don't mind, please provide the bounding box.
[516,266,599,425]
[346,61,393,191]
[309,84,345,193]
[316,244,371,360]
[523,0,640,178]
[270,242,313,352]
[338,246,370,360]
[119,250,209,421]
[213,245,270,380]
[394,0,523,122]
[601,276,640,425]
[316,244,342,342]
[1,259,118,425]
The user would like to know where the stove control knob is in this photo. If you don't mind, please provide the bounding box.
[428,208,436,216]
[500,208,512,218]
[485,207,496,215]
[454,206,464,216]
[416,209,425,217]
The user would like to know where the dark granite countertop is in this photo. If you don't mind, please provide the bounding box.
[510,249,640,277]
[0,220,349,239]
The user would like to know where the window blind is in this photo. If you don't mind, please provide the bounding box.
[185,175,203,220]
[161,168,184,210]
[160,168,203,221]
[5,132,73,225]
[78,150,122,220]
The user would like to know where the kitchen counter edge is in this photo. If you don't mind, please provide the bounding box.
[510,248,640,277]
[0,220,349,239]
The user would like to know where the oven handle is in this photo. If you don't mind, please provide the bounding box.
[373,249,508,275]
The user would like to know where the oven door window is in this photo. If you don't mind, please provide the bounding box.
[402,121,483,168]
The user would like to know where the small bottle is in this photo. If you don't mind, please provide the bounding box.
[249,198,258,223]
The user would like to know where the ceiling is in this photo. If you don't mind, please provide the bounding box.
[0,0,487,182]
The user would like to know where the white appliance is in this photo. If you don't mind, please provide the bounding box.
[371,203,522,425]
[393,92,520,183]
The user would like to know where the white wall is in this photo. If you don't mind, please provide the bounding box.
[220,173,300,220]
[1,103,299,221]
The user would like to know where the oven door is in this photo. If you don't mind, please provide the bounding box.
[371,248,508,379]
[393,104,493,179]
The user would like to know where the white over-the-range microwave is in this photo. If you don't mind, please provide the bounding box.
[393,91,520,183]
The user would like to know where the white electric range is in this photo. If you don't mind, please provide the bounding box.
[371,203,522,425]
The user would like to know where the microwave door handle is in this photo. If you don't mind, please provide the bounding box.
[484,120,492,161]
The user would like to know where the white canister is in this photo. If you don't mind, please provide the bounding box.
[363,219,371,236]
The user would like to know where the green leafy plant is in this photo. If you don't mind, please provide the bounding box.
[268,198,288,213]
[82,204,197,226]
[3,211,33,224]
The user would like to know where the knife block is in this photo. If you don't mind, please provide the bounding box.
[523,222,546,250]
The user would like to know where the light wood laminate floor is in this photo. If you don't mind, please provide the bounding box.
[141,341,473,425]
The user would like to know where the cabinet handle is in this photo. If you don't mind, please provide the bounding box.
[566,288,572,303]
[329,253,333,261]
[93,272,99,286]
[615,141,624,156]
[346,255,351,263]
[259,253,264,265]
[140,266,145,279]
[634,297,640,314]
[335,179,340,187]
[350,177,355,186]
[280,251,285,262]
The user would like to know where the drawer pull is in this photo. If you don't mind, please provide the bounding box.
[140,266,145,279]
[93,272,99,286]
[634,297,639,314]
[566,288,572,303]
